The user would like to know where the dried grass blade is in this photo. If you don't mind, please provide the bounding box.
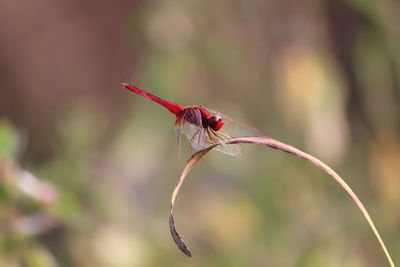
[169,136,395,267]
[169,146,214,257]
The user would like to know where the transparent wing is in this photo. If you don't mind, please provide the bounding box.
[203,108,263,156]
[179,122,243,156]
[174,112,186,158]
[207,108,264,137]
[206,128,243,156]
[175,108,207,152]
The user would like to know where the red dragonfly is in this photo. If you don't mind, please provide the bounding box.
[123,83,262,156]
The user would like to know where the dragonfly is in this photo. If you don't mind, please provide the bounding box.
[123,83,263,156]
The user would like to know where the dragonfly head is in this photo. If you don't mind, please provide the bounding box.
[208,114,224,131]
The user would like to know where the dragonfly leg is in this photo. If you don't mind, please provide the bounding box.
[207,128,220,143]
[204,129,214,145]
[210,129,226,140]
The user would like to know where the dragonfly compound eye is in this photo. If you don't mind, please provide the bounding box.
[209,115,224,131]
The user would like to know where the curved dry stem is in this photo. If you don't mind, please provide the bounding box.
[169,146,214,257]
[169,136,395,267]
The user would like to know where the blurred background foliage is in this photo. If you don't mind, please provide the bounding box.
[0,0,399,266]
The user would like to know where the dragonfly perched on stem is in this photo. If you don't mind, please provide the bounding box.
[123,83,263,156]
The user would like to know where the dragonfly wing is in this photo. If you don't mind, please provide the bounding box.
[207,108,264,137]
[174,113,186,157]
[200,108,263,156]
[214,143,243,156]
[211,139,243,156]
[177,108,207,152]
[205,128,243,156]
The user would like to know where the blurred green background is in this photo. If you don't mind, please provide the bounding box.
[0,0,399,266]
